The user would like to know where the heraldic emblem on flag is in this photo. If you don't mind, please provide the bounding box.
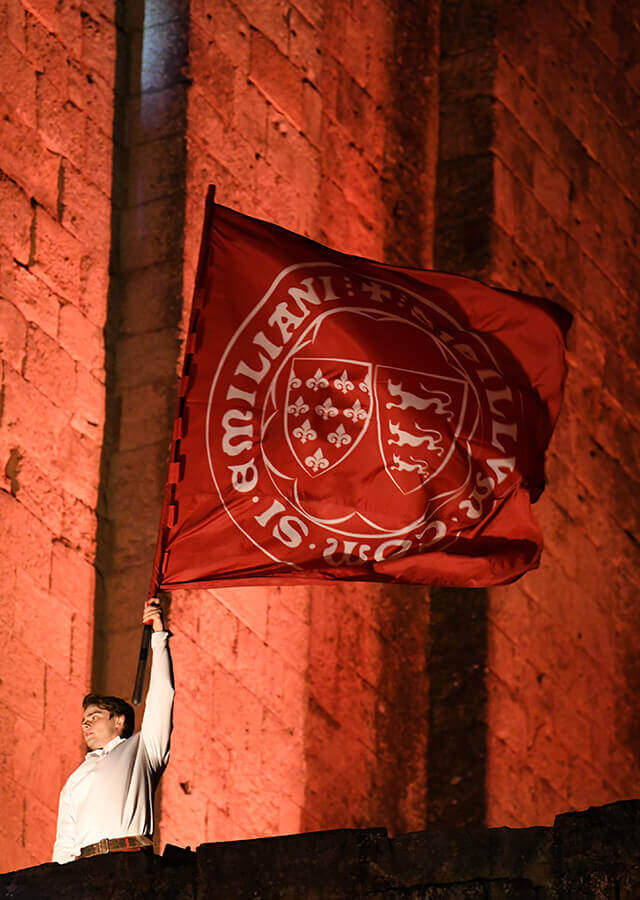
[150,188,571,591]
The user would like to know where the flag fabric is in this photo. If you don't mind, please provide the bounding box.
[150,187,571,592]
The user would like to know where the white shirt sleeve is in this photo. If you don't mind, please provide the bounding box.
[140,630,175,772]
[52,781,78,864]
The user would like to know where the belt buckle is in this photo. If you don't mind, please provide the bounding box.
[98,838,110,855]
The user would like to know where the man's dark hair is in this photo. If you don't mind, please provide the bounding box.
[82,694,135,739]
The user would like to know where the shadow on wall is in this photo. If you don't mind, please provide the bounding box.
[301,583,487,834]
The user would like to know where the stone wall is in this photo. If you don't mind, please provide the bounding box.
[158,0,439,849]
[0,0,115,870]
[486,0,640,826]
[1,799,638,897]
[0,0,638,876]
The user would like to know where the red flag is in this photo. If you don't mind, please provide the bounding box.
[151,188,571,591]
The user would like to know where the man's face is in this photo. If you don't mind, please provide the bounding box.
[81,705,124,751]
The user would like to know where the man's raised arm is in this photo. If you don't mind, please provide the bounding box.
[140,599,175,771]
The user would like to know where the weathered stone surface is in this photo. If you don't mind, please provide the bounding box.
[1,0,639,878]
[1,801,639,898]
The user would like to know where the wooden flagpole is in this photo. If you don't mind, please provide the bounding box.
[131,185,217,705]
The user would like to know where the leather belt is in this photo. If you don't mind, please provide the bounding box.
[79,835,153,858]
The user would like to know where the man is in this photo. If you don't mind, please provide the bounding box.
[52,599,174,863]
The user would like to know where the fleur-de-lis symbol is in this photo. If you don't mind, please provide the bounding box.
[333,370,354,393]
[306,368,329,392]
[305,447,329,472]
[328,423,351,448]
[359,377,371,394]
[287,395,309,417]
[344,398,367,422]
[315,397,339,420]
[289,374,302,389]
[293,419,317,443]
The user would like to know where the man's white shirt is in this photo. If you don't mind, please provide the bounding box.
[53,631,174,863]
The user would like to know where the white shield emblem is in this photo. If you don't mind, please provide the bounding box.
[375,366,468,494]
[285,358,373,476]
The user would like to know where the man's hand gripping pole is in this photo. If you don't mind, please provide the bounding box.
[132,599,164,706]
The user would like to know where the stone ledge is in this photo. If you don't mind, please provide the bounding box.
[1,799,638,898]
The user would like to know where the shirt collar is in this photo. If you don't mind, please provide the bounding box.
[86,735,125,759]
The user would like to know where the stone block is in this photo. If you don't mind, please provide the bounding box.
[250,154,301,232]
[35,72,86,169]
[223,771,282,837]
[188,122,256,196]
[595,393,639,483]
[120,261,182,335]
[302,79,323,147]
[211,584,268,640]
[56,425,101,507]
[3,0,26,53]
[2,446,66,533]
[194,0,250,70]
[68,62,114,137]
[259,707,305,804]
[0,851,196,898]
[10,712,62,813]
[196,827,389,898]
[0,249,60,339]
[265,594,310,673]
[235,0,289,55]
[50,539,95,619]
[210,664,263,760]
[138,18,188,94]
[69,365,104,440]
[287,5,321,81]
[81,9,117,86]
[0,776,27,854]
[23,324,76,409]
[42,670,84,756]
[60,491,97,556]
[189,27,237,125]
[124,83,188,148]
[0,488,53,586]
[0,828,38,877]
[78,248,110,327]
[554,800,640,870]
[439,46,497,105]
[0,39,37,126]
[169,637,217,713]
[0,172,33,265]
[24,10,68,76]
[0,633,46,730]
[58,303,104,372]
[106,442,166,521]
[125,134,185,208]
[232,623,284,714]
[59,160,111,252]
[335,666,377,751]
[69,609,93,686]
[279,795,302,836]
[119,195,185,271]
[23,793,56,863]
[233,77,269,156]
[26,0,82,53]
[117,379,173,452]
[32,207,83,305]
[250,29,304,128]
[441,0,498,56]
[189,591,239,671]
[160,767,210,849]
[0,297,28,372]
[14,569,73,677]
[84,116,112,196]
